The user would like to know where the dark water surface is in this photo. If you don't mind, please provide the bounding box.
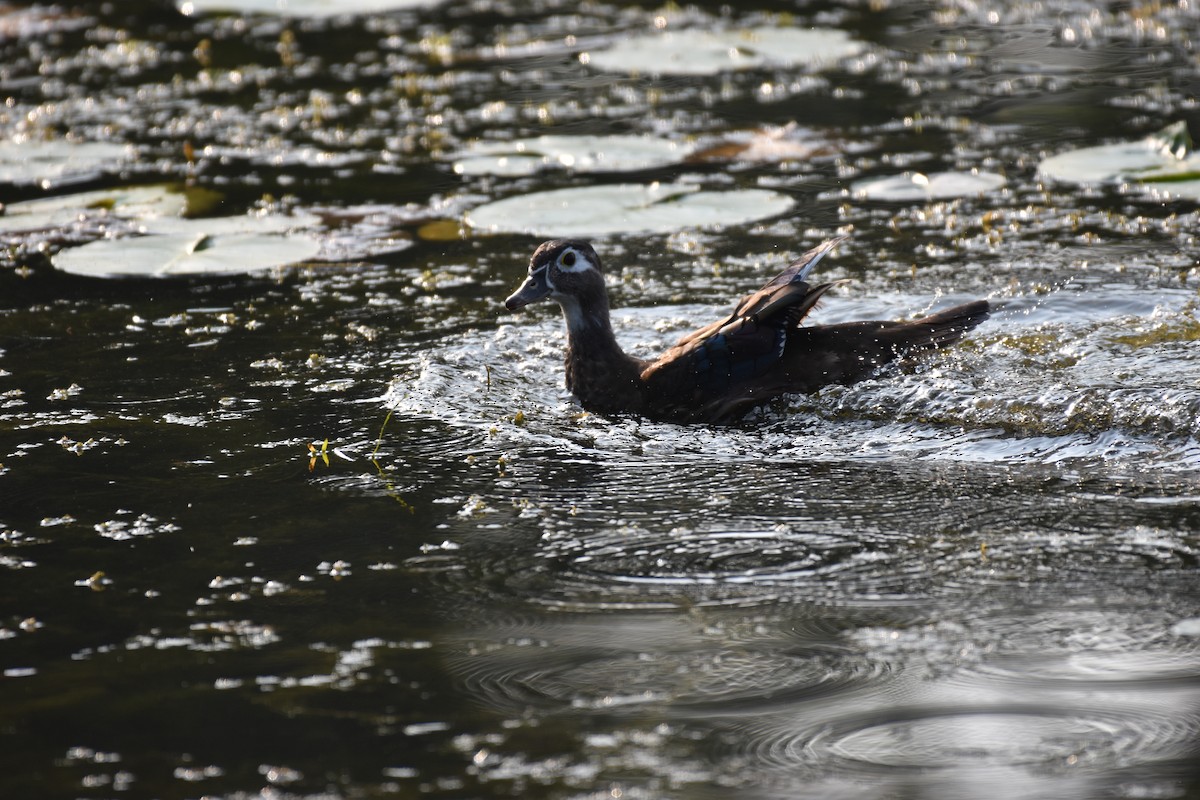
[3,1,1200,798]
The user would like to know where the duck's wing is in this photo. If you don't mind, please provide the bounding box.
[642,280,843,405]
[674,237,845,348]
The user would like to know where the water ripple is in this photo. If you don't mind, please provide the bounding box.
[955,606,1200,688]
[446,615,892,716]
[744,700,1200,776]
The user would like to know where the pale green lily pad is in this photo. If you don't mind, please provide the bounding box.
[464,182,795,237]
[0,139,133,188]
[0,185,188,233]
[52,215,321,278]
[1039,122,1200,185]
[0,6,92,38]
[200,143,372,169]
[1144,179,1200,201]
[851,171,1006,201]
[176,0,439,17]
[584,26,865,76]
[310,204,416,259]
[149,212,321,237]
[689,125,841,163]
[452,135,690,177]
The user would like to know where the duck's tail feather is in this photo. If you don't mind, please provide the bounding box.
[882,300,991,352]
[775,300,991,395]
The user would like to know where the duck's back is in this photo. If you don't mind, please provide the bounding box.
[641,298,990,424]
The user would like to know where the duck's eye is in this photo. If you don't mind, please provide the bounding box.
[561,251,576,268]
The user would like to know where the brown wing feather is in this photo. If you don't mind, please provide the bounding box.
[674,238,845,348]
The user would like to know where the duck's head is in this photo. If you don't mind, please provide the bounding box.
[504,239,606,312]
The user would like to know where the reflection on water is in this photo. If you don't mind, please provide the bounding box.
[426,447,1200,797]
[2,0,1200,798]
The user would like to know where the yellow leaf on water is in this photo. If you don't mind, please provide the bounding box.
[417,219,467,241]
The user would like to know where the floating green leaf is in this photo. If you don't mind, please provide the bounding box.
[464,182,794,237]
[52,215,321,278]
[452,135,690,177]
[0,185,188,233]
[1038,122,1200,186]
[687,125,840,163]
[584,26,865,76]
[850,171,1006,201]
[149,213,321,237]
[176,0,441,17]
[0,139,133,188]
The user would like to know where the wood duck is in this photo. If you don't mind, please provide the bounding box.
[504,238,989,424]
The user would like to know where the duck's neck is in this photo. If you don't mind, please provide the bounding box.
[560,295,621,357]
[558,295,645,413]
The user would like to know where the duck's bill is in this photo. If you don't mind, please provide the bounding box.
[504,270,551,311]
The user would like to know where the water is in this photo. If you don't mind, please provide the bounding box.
[2,1,1200,798]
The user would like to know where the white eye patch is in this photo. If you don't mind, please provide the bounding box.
[556,247,595,274]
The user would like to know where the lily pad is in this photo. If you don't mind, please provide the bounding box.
[1143,179,1200,201]
[464,182,794,237]
[0,185,189,233]
[307,205,416,258]
[0,139,133,189]
[688,124,842,163]
[176,0,441,17]
[199,143,373,169]
[1039,122,1200,185]
[850,171,1007,201]
[52,215,321,278]
[584,26,865,76]
[0,6,92,38]
[452,135,690,177]
[149,212,321,237]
